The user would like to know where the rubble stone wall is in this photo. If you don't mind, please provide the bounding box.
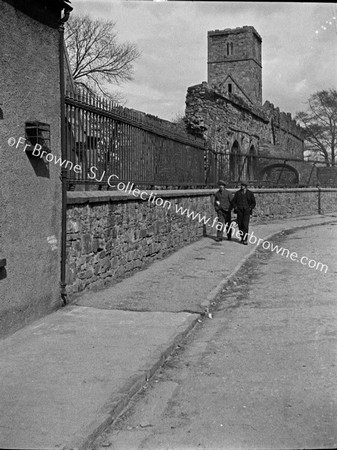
[66,188,337,299]
[185,83,304,160]
[66,190,215,298]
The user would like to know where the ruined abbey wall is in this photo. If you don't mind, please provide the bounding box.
[184,82,307,184]
[185,83,304,156]
[186,26,310,186]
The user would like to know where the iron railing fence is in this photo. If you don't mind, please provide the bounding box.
[211,151,336,188]
[64,91,211,190]
[64,91,336,190]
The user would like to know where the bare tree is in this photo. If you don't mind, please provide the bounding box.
[295,89,337,165]
[64,14,140,101]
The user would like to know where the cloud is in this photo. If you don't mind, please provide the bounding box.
[70,1,337,120]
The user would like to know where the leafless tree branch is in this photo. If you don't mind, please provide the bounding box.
[295,89,337,165]
[65,14,140,103]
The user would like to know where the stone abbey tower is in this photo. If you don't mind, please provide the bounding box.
[185,26,310,186]
[207,26,262,105]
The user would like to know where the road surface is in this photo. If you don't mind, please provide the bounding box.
[93,223,337,450]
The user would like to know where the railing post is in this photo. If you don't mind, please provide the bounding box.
[318,186,322,214]
[238,155,248,182]
[307,162,316,187]
[276,160,287,186]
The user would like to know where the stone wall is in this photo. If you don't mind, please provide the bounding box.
[0,1,63,337]
[185,83,303,157]
[66,188,337,300]
[317,167,337,187]
[207,27,262,104]
[253,188,337,219]
[319,188,337,213]
[66,190,215,298]
[185,82,267,152]
[262,101,304,155]
[185,82,306,184]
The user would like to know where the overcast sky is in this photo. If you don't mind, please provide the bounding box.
[70,1,337,121]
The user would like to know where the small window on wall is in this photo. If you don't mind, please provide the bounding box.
[228,83,232,94]
[226,42,234,56]
[25,121,51,151]
[0,108,3,120]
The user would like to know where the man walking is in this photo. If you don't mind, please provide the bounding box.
[232,180,256,245]
[214,180,234,242]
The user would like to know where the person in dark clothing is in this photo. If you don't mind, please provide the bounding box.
[232,181,256,245]
[214,180,234,242]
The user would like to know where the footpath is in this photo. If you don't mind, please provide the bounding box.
[1,214,336,450]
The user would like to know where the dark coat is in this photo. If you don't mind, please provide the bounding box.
[232,189,256,212]
[214,188,234,212]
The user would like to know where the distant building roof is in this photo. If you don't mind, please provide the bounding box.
[3,0,72,28]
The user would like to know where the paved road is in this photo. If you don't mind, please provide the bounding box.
[93,223,337,450]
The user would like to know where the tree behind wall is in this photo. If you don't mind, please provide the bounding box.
[295,89,337,165]
[64,14,140,102]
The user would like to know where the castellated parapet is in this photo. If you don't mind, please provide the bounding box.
[262,100,304,140]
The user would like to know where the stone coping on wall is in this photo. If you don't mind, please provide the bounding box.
[67,187,337,205]
[250,187,337,193]
[67,189,216,205]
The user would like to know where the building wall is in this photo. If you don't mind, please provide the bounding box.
[185,82,305,184]
[0,1,62,337]
[262,101,304,158]
[66,188,337,300]
[209,59,262,105]
[317,167,337,187]
[186,82,267,149]
[195,26,308,186]
[208,27,262,105]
